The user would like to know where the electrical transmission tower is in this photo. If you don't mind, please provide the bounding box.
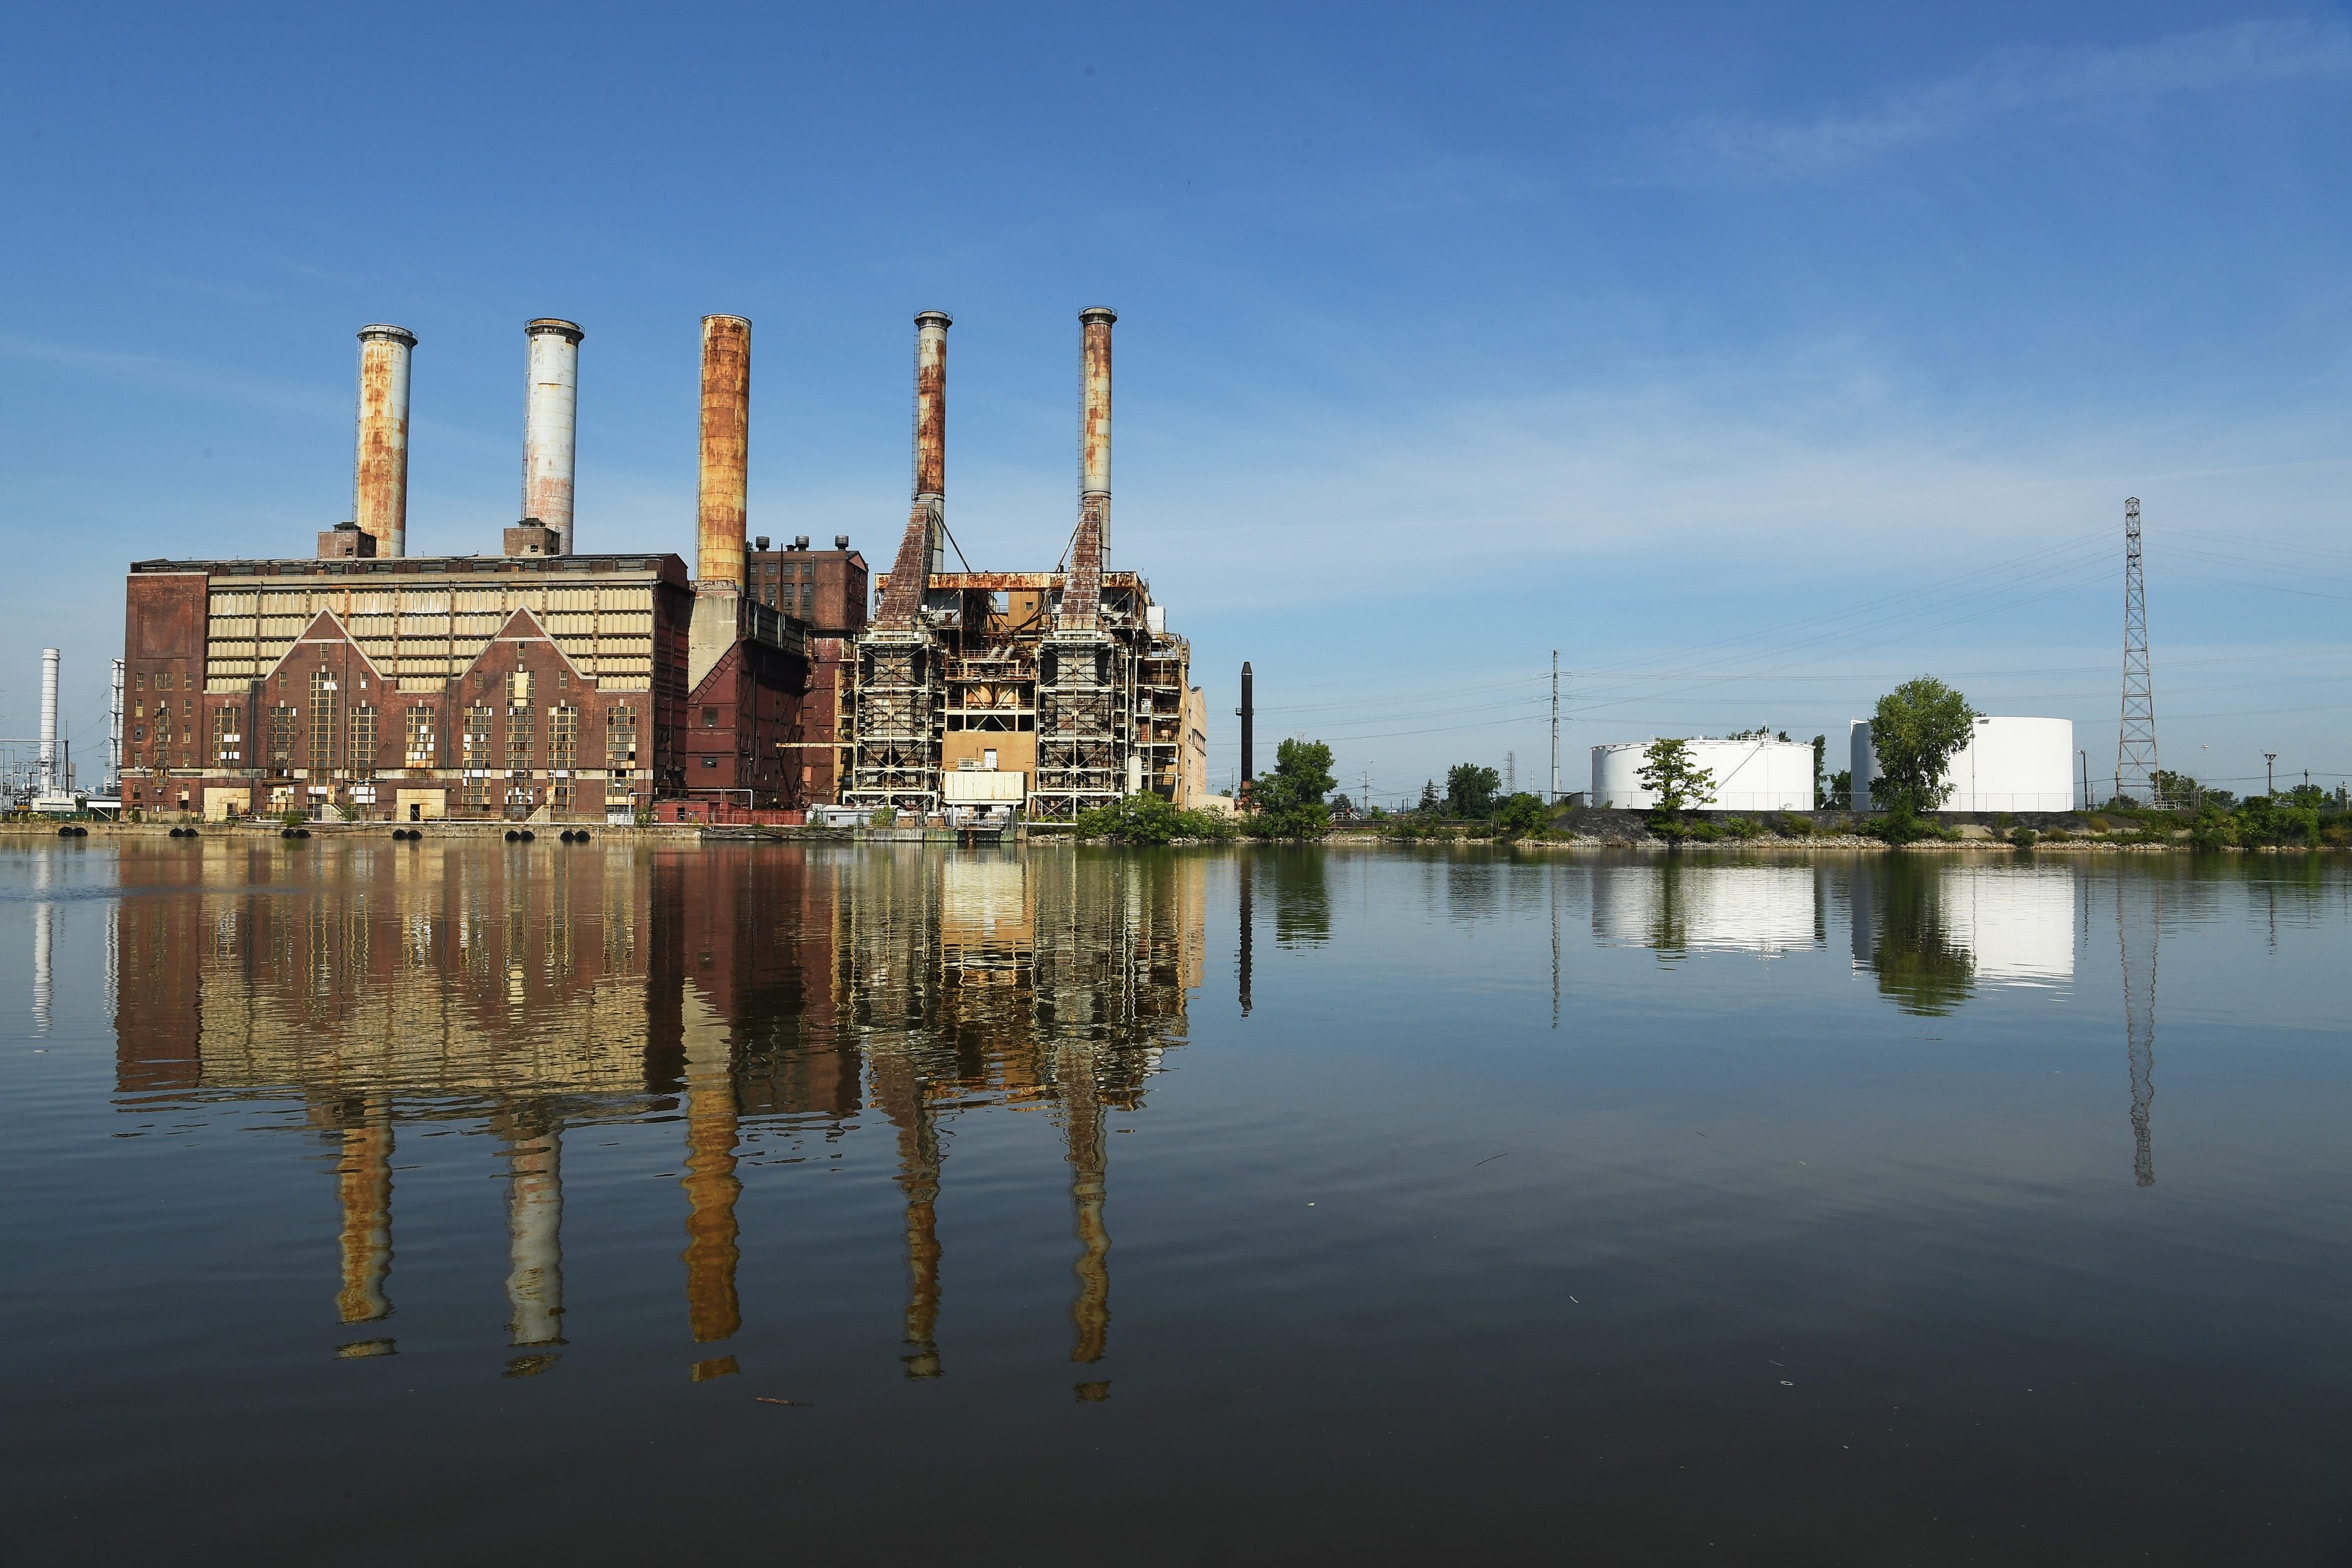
[1550,651,1560,803]
[2116,497,2159,805]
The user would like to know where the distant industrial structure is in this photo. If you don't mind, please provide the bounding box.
[115,306,1200,822]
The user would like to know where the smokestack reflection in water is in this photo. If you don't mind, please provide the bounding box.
[501,1114,566,1375]
[872,1052,944,1379]
[1059,1044,1110,1372]
[334,1096,395,1356]
[1237,859,1253,1018]
[680,993,743,1365]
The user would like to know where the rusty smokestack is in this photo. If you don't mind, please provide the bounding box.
[522,319,583,554]
[352,325,416,558]
[1079,306,1115,559]
[697,315,751,590]
[913,310,950,574]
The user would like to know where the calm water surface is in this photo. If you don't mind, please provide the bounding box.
[4,840,2349,1564]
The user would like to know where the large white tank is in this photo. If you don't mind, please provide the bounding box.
[1590,738,1817,812]
[1849,716,2075,812]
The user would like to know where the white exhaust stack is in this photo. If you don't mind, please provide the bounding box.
[522,319,584,554]
[38,647,60,798]
[109,658,124,792]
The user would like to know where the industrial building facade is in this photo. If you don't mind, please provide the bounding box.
[118,304,1196,822]
[121,551,697,820]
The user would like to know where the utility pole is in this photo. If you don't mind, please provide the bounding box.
[1506,751,1515,796]
[2264,753,2277,798]
[2080,750,2090,812]
[1361,770,1373,817]
[1550,651,1560,804]
[2117,497,2159,803]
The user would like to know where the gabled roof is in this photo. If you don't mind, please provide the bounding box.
[453,605,590,687]
[260,610,389,687]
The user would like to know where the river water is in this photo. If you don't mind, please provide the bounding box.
[3,840,2348,1564]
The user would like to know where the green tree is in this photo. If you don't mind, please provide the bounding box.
[1444,763,1502,818]
[1868,677,1978,817]
[1493,792,1550,839]
[1417,779,1441,815]
[1637,738,1715,836]
[1247,738,1335,839]
[1810,734,1828,805]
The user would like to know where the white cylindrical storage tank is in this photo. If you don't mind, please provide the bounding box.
[1694,737,1816,812]
[1592,737,1818,812]
[1592,743,1651,808]
[1851,716,2075,812]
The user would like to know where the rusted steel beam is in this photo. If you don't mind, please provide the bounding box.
[697,315,751,590]
[872,501,934,630]
[522,319,583,554]
[353,326,416,558]
[872,571,1142,593]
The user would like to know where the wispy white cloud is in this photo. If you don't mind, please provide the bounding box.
[1650,18,2352,182]
[1114,345,2352,622]
[0,334,342,421]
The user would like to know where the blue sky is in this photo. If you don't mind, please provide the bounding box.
[3,3,2347,803]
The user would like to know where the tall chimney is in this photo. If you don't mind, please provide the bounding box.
[109,658,124,792]
[353,326,416,558]
[38,647,59,797]
[1079,306,1116,559]
[522,320,583,554]
[1239,661,1253,783]
[697,315,751,590]
[913,311,950,573]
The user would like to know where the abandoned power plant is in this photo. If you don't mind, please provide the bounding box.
[118,309,1210,824]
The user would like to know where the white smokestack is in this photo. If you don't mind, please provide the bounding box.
[109,658,124,792]
[38,647,59,798]
[522,319,583,554]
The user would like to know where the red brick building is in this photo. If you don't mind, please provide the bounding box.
[122,551,702,821]
[122,535,874,821]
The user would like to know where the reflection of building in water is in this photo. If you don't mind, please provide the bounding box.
[1935,866,2076,987]
[114,839,659,1359]
[2117,877,2159,1187]
[835,849,1203,1383]
[1850,858,1976,1016]
[1593,862,1821,956]
[113,840,1201,1381]
[1849,861,2080,1015]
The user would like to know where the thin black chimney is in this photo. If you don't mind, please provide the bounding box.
[1239,661,1254,782]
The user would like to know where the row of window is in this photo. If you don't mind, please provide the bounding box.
[155,701,639,774]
